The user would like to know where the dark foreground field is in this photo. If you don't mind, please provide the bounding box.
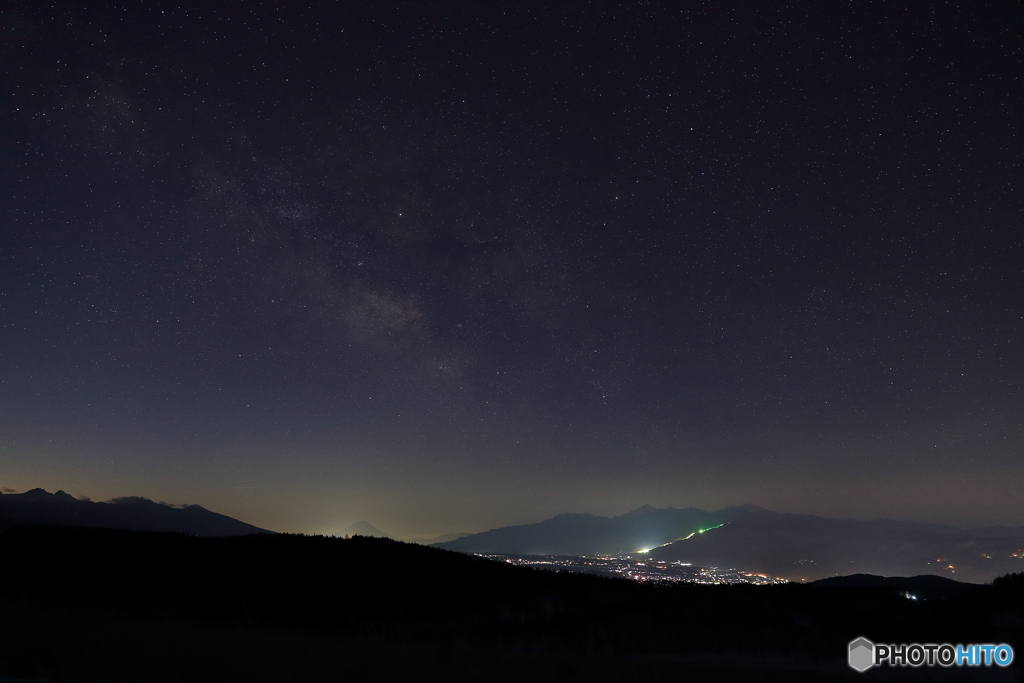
[1,522,1021,682]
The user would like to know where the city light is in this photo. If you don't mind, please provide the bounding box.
[480,553,787,585]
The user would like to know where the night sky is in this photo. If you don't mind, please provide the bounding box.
[2,1,1021,537]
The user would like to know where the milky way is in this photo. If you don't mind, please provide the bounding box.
[1,2,1021,535]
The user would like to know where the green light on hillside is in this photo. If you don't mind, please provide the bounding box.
[677,523,725,542]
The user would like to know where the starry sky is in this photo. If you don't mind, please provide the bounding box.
[2,1,1021,537]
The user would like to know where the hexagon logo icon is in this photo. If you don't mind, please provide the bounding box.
[848,637,875,672]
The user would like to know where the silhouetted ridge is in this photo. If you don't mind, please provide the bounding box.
[436,506,720,555]
[2,523,1022,682]
[649,508,1024,583]
[0,488,273,536]
[438,504,1024,583]
[811,574,978,600]
[339,520,392,538]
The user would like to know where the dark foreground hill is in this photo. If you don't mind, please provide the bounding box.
[0,488,274,536]
[811,574,978,601]
[335,521,472,545]
[2,524,1022,682]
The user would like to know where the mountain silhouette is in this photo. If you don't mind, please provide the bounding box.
[810,574,977,601]
[405,531,473,545]
[435,505,721,555]
[649,505,1024,583]
[338,522,473,545]
[0,488,274,536]
[435,503,1024,583]
[3,522,1021,682]
[339,520,393,538]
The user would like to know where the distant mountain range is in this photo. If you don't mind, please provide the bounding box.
[8,489,1023,583]
[0,488,274,536]
[648,505,1024,583]
[338,519,471,545]
[435,504,721,555]
[338,520,393,538]
[0,488,468,545]
[437,504,1024,583]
